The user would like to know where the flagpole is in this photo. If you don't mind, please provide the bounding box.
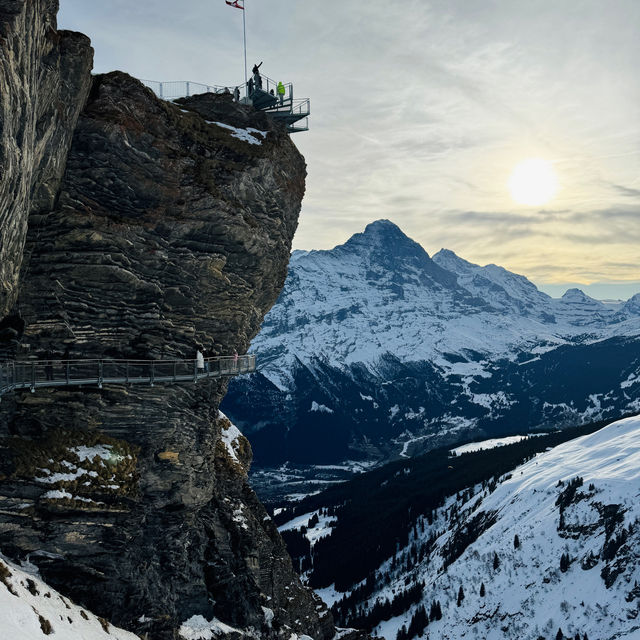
[242,1,247,92]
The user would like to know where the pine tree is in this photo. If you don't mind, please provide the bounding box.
[513,534,520,549]
[457,585,465,606]
[396,624,407,640]
[479,582,485,597]
[556,628,564,640]
[493,551,500,570]
[560,552,570,572]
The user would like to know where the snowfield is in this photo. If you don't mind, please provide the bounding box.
[0,555,139,639]
[321,415,640,640]
[450,433,546,455]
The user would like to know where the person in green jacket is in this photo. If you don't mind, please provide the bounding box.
[277,81,285,105]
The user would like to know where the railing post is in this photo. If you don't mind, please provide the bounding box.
[194,359,198,383]
[159,82,163,99]
[125,361,129,384]
[150,362,155,387]
[186,81,190,97]
[98,361,103,389]
[173,360,177,383]
[30,362,35,392]
[66,361,70,385]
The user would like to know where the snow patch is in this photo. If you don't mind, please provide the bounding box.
[218,411,244,463]
[310,401,334,414]
[207,121,267,145]
[179,614,251,639]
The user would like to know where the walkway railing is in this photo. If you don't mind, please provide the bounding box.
[0,355,256,397]
[141,77,294,104]
[140,75,309,133]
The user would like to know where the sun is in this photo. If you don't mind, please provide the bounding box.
[508,158,558,206]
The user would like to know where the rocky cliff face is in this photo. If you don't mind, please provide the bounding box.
[0,0,93,319]
[0,5,348,639]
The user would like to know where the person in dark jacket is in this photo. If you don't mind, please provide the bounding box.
[252,61,263,89]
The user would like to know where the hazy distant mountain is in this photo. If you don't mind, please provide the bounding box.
[223,220,640,466]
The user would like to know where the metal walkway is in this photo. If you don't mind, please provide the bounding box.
[141,75,310,133]
[0,355,256,398]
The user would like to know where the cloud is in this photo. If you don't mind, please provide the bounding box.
[57,0,640,295]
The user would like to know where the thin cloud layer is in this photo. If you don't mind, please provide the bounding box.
[58,0,640,295]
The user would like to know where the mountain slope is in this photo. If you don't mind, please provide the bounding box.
[279,415,640,640]
[0,555,139,640]
[223,220,640,467]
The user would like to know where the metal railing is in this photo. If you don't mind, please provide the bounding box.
[141,76,294,104]
[140,75,309,133]
[141,79,226,100]
[0,355,256,397]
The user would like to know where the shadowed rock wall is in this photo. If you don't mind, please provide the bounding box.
[0,0,93,318]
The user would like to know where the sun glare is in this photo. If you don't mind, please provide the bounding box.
[508,158,558,206]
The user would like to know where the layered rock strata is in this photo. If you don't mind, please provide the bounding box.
[0,29,345,640]
[0,0,93,318]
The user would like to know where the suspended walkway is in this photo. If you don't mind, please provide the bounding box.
[0,355,256,398]
[142,75,310,133]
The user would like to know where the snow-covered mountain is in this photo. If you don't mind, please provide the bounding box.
[222,220,640,466]
[280,415,640,640]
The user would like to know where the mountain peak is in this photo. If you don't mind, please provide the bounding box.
[432,248,475,272]
[339,219,430,261]
[622,292,640,315]
[359,219,410,245]
[561,288,591,301]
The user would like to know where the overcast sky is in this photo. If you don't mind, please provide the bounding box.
[58,0,640,299]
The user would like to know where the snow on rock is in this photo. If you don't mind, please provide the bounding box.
[218,411,244,463]
[278,510,338,547]
[0,554,140,639]
[179,614,252,639]
[70,444,120,462]
[207,121,267,145]
[310,401,334,414]
[262,606,274,628]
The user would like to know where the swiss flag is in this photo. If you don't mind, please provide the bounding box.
[225,0,244,9]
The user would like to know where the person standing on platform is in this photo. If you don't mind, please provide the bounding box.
[196,348,205,374]
[252,61,263,89]
[277,81,285,105]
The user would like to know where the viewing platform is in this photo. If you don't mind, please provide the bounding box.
[142,75,310,133]
[0,355,256,397]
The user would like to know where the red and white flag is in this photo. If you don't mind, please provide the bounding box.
[225,0,244,9]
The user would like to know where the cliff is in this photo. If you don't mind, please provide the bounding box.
[0,3,348,639]
[0,0,93,319]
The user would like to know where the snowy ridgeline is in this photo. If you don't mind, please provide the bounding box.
[449,433,547,456]
[252,220,640,390]
[283,416,640,640]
